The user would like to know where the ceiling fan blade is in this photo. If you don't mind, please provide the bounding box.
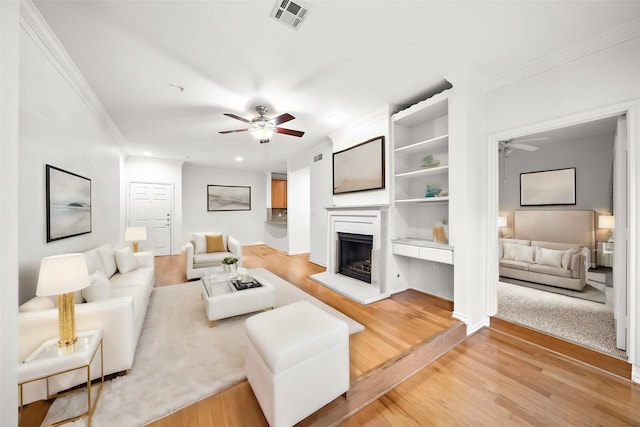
[275,127,305,137]
[511,143,539,151]
[516,136,548,143]
[219,128,250,134]
[223,113,252,124]
[271,113,295,126]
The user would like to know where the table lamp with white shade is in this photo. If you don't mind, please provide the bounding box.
[36,253,90,347]
[598,215,615,241]
[124,226,147,253]
[497,216,507,237]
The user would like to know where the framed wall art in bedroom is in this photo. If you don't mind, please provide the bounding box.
[520,167,576,206]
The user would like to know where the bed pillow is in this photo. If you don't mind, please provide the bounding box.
[502,243,518,260]
[82,271,111,302]
[562,248,576,269]
[114,246,138,274]
[514,245,535,263]
[538,248,564,268]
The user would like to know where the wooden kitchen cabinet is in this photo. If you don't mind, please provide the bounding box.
[271,179,287,208]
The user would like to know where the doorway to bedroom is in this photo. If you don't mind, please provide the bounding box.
[494,113,629,361]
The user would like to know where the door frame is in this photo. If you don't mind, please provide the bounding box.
[485,100,638,370]
[127,181,174,256]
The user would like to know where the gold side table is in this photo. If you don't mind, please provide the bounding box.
[18,329,104,426]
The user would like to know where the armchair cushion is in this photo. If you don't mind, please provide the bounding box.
[206,233,225,253]
[192,232,227,254]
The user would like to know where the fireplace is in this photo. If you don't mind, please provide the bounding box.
[338,232,373,284]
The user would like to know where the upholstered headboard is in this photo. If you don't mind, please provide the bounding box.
[513,210,595,254]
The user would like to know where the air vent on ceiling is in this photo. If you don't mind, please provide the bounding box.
[270,0,311,30]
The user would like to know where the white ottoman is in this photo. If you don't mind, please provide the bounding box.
[245,301,349,427]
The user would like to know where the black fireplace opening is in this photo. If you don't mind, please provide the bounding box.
[337,232,373,284]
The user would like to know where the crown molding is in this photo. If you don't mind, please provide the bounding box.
[487,17,640,92]
[328,104,391,144]
[20,0,125,146]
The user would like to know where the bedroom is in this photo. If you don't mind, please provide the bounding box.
[495,114,628,360]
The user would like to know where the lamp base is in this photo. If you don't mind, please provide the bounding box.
[132,241,139,253]
[57,292,78,348]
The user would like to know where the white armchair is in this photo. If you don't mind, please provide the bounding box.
[183,232,243,280]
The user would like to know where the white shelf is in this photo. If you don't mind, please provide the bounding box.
[395,134,448,155]
[395,196,449,204]
[395,165,448,178]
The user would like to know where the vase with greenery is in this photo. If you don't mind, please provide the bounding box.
[222,256,238,278]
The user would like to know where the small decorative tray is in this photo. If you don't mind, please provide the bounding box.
[230,278,262,291]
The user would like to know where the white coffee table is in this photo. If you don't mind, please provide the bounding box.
[201,271,275,327]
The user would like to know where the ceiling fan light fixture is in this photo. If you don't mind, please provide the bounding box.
[250,127,275,140]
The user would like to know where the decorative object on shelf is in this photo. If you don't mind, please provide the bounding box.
[520,167,576,206]
[421,154,441,168]
[442,219,449,242]
[36,253,90,347]
[207,184,251,211]
[425,184,442,198]
[333,136,385,194]
[598,215,615,242]
[46,164,92,242]
[124,226,147,253]
[433,223,447,244]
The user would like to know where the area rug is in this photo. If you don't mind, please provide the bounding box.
[496,281,626,360]
[42,268,364,426]
[499,276,605,303]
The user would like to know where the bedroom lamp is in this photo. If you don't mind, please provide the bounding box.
[36,253,89,348]
[598,215,615,242]
[497,216,507,237]
[125,226,147,253]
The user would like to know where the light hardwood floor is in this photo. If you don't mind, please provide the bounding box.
[20,244,640,426]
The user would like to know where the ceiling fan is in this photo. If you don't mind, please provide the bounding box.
[498,137,546,157]
[219,106,305,144]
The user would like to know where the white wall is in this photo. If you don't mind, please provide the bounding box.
[287,167,310,255]
[486,37,640,378]
[329,105,392,207]
[1,1,20,423]
[309,142,333,265]
[125,156,184,255]
[18,7,123,303]
[182,164,266,245]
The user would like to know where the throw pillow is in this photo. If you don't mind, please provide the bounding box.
[193,233,207,254]
[514,245,535,263]
[206,233,225,253]
[502,243,518,260]
[97,244,118,278]
[562,248,576,270]
[19,296,55,312]
[538,248,564,268]
[82,271,111,302]
[114,246,138,274]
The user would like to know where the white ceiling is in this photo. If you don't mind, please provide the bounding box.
[33,1,640,173]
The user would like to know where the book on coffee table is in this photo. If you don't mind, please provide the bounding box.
[230,278,263,291]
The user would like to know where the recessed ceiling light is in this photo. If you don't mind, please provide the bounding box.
[235,157,243,162]
[143,151,152,156]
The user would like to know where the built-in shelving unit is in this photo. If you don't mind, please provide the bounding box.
[391,89,453,265]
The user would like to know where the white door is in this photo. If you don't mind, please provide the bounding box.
[613,115,629,350]
[129,183,173,256]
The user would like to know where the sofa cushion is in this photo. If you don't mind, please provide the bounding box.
[82,270,111,302]
[537,247,564,267]
[109,267,154,289]
[562,248,576,270]
[84,248,106,276]
[514,245,535,263]
[97,243,118,278]
[499,259,531,271]
[206,233,225,253]
[19,296,55,312]
[529,263,573,278]
[115,246,138,274]
[193,251,233,267]
[502,243,518,260]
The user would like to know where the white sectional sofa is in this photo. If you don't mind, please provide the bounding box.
[499,238,590,291]
[18,243,155,404]
[183,232,243,280]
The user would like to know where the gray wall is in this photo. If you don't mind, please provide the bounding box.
[499,133,614,236]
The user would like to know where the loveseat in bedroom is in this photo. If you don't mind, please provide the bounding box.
[499,238,590,291]
[18,243,155,404]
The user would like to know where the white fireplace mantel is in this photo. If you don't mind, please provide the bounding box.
[310,205,389,304]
